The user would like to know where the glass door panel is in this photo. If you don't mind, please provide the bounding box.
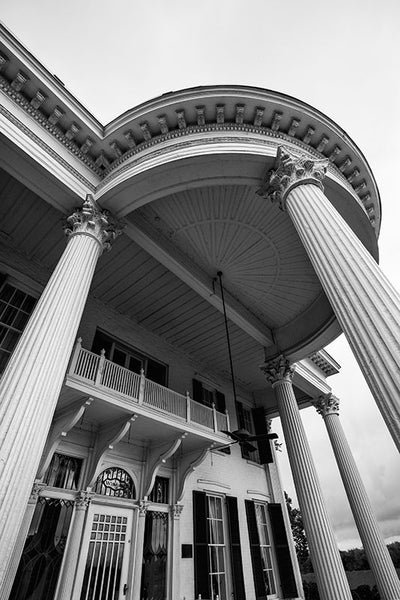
[79,505,132,600]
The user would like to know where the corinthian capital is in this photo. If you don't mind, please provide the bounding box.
[65,194,123,252]
[312,393,340,417]
[75,490,94,510]
[261,355,294,385]
[258,146,328,209]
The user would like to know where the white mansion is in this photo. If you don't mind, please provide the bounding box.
[0,23,400,600]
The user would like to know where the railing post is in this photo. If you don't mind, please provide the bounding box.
[225,409,230,432]
[186,391,191,422]
[212,402,218,432]
[69,337,82,375]
[139,368,145,405]
[95,349,105,386]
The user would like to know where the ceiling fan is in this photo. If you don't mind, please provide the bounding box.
[217,428,279,454]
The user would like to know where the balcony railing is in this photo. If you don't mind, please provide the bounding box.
[68,339,230,434]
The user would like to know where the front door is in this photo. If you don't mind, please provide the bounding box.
[78,504,133,600]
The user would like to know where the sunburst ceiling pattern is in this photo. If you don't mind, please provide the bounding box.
[139,184,322,328]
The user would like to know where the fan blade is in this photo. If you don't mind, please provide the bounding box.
[246,433,279,441]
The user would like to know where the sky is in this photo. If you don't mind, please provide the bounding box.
[2,0,400,550]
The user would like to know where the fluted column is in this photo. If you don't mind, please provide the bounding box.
[0,195,120,588]
[0,482,46,600]
[56,491,93,600]
[132,500,149,600]
[259,146,400,452]
[169,504,183,600]
[313,394,400,599]
[262,357,352,600]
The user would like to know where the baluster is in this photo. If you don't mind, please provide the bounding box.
[212,402,218,431]
[69,337,82,375]
[186,392,191,422]
[95,349,106,386]
[225,408,230,432]
[139,369,145,404]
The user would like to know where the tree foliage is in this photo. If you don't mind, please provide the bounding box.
[284,492,312,572]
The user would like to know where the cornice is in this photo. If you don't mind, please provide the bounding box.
[0,24,381,233]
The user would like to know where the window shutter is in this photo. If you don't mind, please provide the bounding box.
[215,390,226,413]
[245,500,265,600]
[193,491,210,599]
[252,407,273,464]
[268,503,298,598]
[236,401,245,429]
[226,496,246,600]
[192,378,203,404]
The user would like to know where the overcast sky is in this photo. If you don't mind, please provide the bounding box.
[2,0,400,550]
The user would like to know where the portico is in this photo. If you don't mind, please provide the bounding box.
[0,23,399,599]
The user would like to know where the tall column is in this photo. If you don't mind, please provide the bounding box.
[0,195,120,588]
[169,503,183,600]
[0,482,46,600]
[313,394,400,600]
[56,491,93,600]
[262,356,352,600]
[132,500,149,600]
[259,146,400,452]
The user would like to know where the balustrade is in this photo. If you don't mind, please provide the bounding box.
[68,341,228,434]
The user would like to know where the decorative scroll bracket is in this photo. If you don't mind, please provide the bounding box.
[37,397,93,479]
[86,414,138,488]
[142,433,188,499]
[176,442,216,503]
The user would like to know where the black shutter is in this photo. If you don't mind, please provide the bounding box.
[236,401,245,429]
[245,500,265,600]
[268,503,298,598]
[252,407,273,464]
[215,390,226,413]
[193,491,210,599]
[192,378,203,404]
[226,496,246,600]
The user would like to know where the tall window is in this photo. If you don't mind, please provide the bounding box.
[44,453,83,490]
[0,282,36,373]
[207,495,228,600]
[92,329,168,386]
[148,476,169,504]
[254,503,277,596]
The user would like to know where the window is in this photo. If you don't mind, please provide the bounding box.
[92,329,168,386]
[207,495,228,600]
[255,503,277,596]
[141,511,169,600]
[193,492,245,600]
[93,467,135,499]
[245,501,298,599]
[0,281,36,373]
[236,402,259,461]
[192,378,226,412]
[43,453,83,490]
[10,497,74,600]
[236,403,273,465]
[148,476,169,503]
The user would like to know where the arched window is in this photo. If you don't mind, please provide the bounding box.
[93,467,135,499]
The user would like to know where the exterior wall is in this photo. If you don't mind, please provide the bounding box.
[3,246,304,600]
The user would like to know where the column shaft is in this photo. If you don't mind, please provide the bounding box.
[55,492,92,600]
[274,379,352,600]
[0,197,118,588]
[169,505,183,600]
[286,183,400,451]
[323,410,400,599]
[132,503,148,600]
